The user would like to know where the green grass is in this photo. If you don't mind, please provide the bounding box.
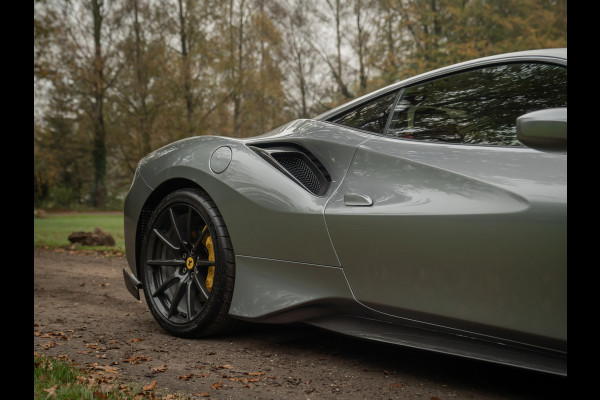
[33,353,170,399]
[34,212,125,253]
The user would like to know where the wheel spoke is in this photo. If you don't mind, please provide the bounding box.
[169,208,189,252]
[194,259,215,268]
[152,272,180,298]
[192,227,210,254]
[147,259,186,267]
[193,274,210,302]
[167,278,187,319]
[186,280,193,322]
[153,228,180,252]
[185,207,192,247]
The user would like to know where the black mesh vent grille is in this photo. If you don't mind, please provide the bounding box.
[137,208,153,249]
[247,143,330,196]
[135,207,155,274]
[273,154,323,195]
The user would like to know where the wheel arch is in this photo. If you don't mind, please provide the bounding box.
[135,178,207,278]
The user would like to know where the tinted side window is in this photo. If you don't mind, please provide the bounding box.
[329,91,399,134]
[387,63,567,146]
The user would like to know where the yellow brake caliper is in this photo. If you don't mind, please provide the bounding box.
[201,227,215,291]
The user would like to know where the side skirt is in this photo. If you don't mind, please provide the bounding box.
[305,314,567,376]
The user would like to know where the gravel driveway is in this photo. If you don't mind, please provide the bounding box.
[34,249,566,399]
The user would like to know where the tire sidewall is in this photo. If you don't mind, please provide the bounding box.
[140,188,233,337]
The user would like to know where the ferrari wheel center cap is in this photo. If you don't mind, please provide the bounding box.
[186,257,194,270]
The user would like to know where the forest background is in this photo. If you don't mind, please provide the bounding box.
[33,0,567,210]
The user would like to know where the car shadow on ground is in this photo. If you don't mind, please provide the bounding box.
[214,322,567,400]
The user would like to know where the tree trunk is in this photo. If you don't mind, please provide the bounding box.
[258,0,265,133]
[231,0,245,137]
[355,0,367,92]
[331,0,352,99]
[178,0,194,136]
[298,51,307,118]
[92,0,106,208]
[133,0,151,155]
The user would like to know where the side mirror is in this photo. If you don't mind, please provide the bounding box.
[516,108,567,152]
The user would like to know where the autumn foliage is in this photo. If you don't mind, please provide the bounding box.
[34,0,566,209]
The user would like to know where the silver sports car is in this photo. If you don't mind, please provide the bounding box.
[123,48,566,376]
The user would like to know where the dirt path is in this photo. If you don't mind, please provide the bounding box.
[34,249,566,399]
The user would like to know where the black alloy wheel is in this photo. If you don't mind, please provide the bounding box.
[140,188,236,337]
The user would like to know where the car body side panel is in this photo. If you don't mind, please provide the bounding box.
[131,137,338,268]
[229,255,356,321]
[124,119,371,275]
[324,136,566,348]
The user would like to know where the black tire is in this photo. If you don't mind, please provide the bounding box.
[140,188,236,337]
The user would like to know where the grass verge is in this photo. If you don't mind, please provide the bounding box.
[34,352,177,399]
[34,212,125,256]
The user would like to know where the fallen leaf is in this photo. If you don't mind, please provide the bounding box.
[150,365,167,373]
[215,364,233,370]
[143,381,156,391]
[90,364,119,374]
[248,372,265,376]
[210,381,222,390]
[118,384,132,392]
[124,355,152,364]
[228,377,260,384]
[129,338,145,343]
[93,375,115,384]
[93,390,108,399]
[77,376,94,387]
[43,384,58,397]
[178,373,196,381]
[390,383,403,388]
[194,393,210,397]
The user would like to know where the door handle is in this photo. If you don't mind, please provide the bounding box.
[344,194,373,206]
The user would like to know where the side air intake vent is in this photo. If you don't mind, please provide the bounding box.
[248,144,330,196]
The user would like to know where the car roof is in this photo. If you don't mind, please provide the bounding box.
[315,48,567,121]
